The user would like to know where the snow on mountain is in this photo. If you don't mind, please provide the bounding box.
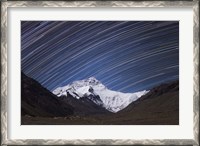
[53,77,148,113]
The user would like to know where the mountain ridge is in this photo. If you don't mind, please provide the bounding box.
[21,72,110,120]
[21,72,179,125]
[21,72,74,117]
[53,77,148,112]
[119,80,179,114]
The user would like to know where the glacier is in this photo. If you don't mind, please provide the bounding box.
[53,77,148,113]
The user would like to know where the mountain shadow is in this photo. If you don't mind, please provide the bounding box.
[104,80,179,125]
[21,72,110,124]
[21,72,74,118]
[22,72,179,125]
[59,94,111,116]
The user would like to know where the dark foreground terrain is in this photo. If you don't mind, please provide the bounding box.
[22,72,179,125]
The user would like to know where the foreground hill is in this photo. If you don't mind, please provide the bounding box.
[21,72,74,118]
[62,80,178,125]
[21,72,110,124]
[59,95,111,116]
[101,80,179,125]
[22,73,179,125]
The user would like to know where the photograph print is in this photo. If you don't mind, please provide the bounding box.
[21,21,179,125]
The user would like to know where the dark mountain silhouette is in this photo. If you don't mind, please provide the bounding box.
[22,72,179,125]
[21,72,74,117]
[120,80,179,112]
[107,80,179,125]
[21,72,110,123]
[59,94,110,116]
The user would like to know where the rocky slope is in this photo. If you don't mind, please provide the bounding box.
[21,72,74,117]
[53,77,148,112]
[21,72,110,120]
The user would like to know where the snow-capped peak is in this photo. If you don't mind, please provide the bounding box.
[87,77,99,83]
[70,77,104,88]
[53,77,148,113]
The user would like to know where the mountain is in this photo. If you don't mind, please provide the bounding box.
[107,80,179,124]
[21,72,74,117]
[59,94,111,116]
[21,73,179,125]
[53,77,148,112]
[21,73,110,122]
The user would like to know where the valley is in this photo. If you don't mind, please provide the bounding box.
[21,72,179,125]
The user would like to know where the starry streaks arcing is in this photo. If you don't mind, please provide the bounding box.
[21,21,179,93]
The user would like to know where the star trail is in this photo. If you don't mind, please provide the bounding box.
[21,21,179,93]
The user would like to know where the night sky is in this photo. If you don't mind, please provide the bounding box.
[21,21,179,93]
